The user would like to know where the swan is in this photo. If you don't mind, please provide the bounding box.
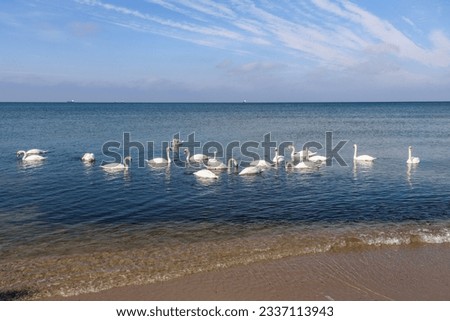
[101,156,132,171]
[239,166,262,176]
[207,158,238,170]
[207,151,222,167]
[17,149,47,157]
[272,148,285,165]
[148,146,171,167]
[81,153,95,162]
[406,146,420,164]
[184,149,208,163]
[288,145,316,160]
[193,169,219,179]
[353,144,376,162]
[17,150,46,162]
[286,147,319,169]
[309,154,327,163]
[249,159,273,167]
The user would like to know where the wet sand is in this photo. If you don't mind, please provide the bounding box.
[50,244,450,301]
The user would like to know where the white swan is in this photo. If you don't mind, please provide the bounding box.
[286,147,319,169]
[309,154,327,163]
[406,146,420,164]
[17,149,47,157]
[207,158,238,170]
[353,144,376,162]
[239,166,262,176]
[193,169,218,179]
[288,145,316,160]
[207,151,222,167]
[148,146,171,167]
[184,149,208,163]
[17,150,46,162]
[249,159,273,167]
[81,153,95,162]
[272,148,285,165]
[101,156,132,171]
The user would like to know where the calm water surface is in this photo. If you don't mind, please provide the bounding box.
[0,102,449,299]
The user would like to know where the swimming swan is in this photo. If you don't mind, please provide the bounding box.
[309,155,327,162]
[353,144,376,162]
[288,145,316,160]
[17,150,46,162]
[184,149,208,163]
[239,166,263,176]
[207,158,238,170]
[206,151,222,168]
[81,153,95,162]
[272,148,285,165]
[286,148,319,169]
[406,146,420,164]
[101,156,132,171]
[193,169,218,179]
[17,149,47,156]
[148,146,171,167]
[249,159,272,167]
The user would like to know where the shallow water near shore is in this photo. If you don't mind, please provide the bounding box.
[0,102,449,299]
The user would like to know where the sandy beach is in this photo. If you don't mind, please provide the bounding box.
[49,244,450,301]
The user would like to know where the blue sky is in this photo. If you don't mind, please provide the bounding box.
[1,0,450,102]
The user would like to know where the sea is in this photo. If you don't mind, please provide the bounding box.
[0,102,449,300]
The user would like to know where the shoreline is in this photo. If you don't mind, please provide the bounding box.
[48,243,450,301]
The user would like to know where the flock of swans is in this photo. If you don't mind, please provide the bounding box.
[16,144,421,179]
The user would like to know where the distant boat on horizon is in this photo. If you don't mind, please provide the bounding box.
[66,100,75,103]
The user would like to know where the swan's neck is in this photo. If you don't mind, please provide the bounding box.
[304,148,309,161]
[228,158,236,167]
[166,147,171,162]
[353,145,357,159]
[290,146,295,160]
[185,150,190,165]
[408,148,412,160]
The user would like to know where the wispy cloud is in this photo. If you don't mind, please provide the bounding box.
[75,0,450,70]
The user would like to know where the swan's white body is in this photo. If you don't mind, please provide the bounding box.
[193,169,218,179]
[289,145,316,160]
[17,150,46,162]
[353,144,376,162]
[286,148,319,169]
[17,149,47,156]
[407,146,420,164]
[206,151,222,167]
[249,159,272,167]
[148,147,171,166]
[272,148,285,164]
[239,166,262,176]
[190,153,208,163]
[309,155,327,162]
[206,158,238,170]
[81,153,95,162]
[101,156,132,171]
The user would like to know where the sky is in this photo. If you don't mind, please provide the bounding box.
[1,0,450,102]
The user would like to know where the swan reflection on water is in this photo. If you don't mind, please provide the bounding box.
[406,163,419,187]
[352,160,374,180]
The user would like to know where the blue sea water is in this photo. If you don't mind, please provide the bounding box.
[0,102,449,299]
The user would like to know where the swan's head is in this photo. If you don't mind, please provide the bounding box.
[408,146,412,150]
[353,144,357,148]
[124,156,132,163]
[16,150,26,157]
[288,145,294,150]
